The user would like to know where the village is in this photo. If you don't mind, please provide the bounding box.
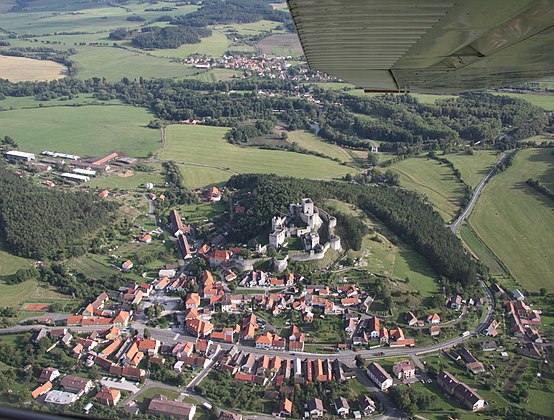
[5,181,548,419]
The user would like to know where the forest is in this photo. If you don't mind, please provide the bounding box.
[0,77,550,156]
[171,0,291,27]
[228,174,477,287]
[131,26,212,49]
[0,165,116,260]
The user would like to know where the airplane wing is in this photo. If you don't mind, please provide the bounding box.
[287,0,554,93]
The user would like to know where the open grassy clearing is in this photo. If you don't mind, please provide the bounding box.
[324,199,438,297]
[0,243,32,276]
[470,148,554,291]
[191,68,242,83]
[161,125,352,180]
[178,165,231,189]
[0,279,38,307]
[0,55,66,82]
[390,156,466,221]
[74,46,197,80]
[220,20,284,35]
[0,93,123,111]
[459,223,505,275]
[492,92,554,111]
[445,150,499,188]
[287,130,354,163]
[0,105,159,158]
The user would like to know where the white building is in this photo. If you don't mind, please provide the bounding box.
[45,390,79,405]
[61,172,90,183]
[73,168,97,177]
[4,150,35,162]
[366,362,393,390]
[392,360,416,379]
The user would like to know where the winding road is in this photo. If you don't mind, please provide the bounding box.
[450,149,514,233]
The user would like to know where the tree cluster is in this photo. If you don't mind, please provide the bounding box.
[0,165,116,260]
[132,26,212,49]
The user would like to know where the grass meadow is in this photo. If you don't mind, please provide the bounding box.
[390,156,466,221]
[470,148,554,291]
[0,243,32,277]
[287,130,354,163]
[0,105,160,158]
[445,150,500,188]
[161,124,352,180]
[0,56,66,82]
[459,223,505,275]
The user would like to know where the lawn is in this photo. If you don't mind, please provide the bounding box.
[161,125,352,180]
[459,223,505,275]
[0,105,160,158]
[469,148,554,291]
[445,150,500,188]
[287,130,354,163]
[390,156,466,221]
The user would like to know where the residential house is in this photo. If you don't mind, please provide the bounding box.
[429,325,441,336]
[437,371,486,411]
[481,341,497,352]
[306,398,324,418]
[185,293,201,309]
[39,368,60,384]
[448,295,463,310]
[148,395,196,420]
[185,319,214,338]
[392,360,416,379]
[138,339,160,356]
[405,312,418,327]
[274,398,293,417]
[366,363,393,390]
[427,313,441,324]
[358,396,376,416]
[485,320,499,337]
[121,260,133,271]
[95,388,121,407]
[334,397,350,417]
[32,381,53,399]
[512,289,525,301]
[59,375,93,394]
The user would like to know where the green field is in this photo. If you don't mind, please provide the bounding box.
[492,92,554,111]
[178,165,232,190]
[0,279,38,307]
[392,248,439,296]
[390,157,466,221]
[74,46,197,80]
[459,224,505,275]
[0,105,159,158]
[0,94,123,111]
[160,125,352,180]
[287,130,354,163]
[445,150,499,188]
[148,30,231,59]
[470,148,554,291]
[0,243,32,277]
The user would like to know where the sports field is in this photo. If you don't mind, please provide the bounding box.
[390,157,466,221]
[160,125,352,180]
[0,56,66,82]
[0,105,160,158]
[287,130,354,163]
[445,150,499,187]
[470,148,554,291]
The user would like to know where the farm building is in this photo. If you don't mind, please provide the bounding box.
[73,168,97,177]
[61,173,90,183]
[4,150,35,162]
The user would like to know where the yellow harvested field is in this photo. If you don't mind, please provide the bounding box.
[0,56,66,82]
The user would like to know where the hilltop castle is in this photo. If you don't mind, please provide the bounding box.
[269,198,341,254]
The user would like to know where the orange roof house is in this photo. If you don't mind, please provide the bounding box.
[113,311,130,327]
[100,337,122,357]
[98,189,109,198]
[185,293,201,309]
[95,388,121,406]
[121,260,133,270]
[185,319,214,338]
[32,381,52,399]
[202,271,214,285]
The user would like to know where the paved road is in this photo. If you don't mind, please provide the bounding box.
[450,149,514,233]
